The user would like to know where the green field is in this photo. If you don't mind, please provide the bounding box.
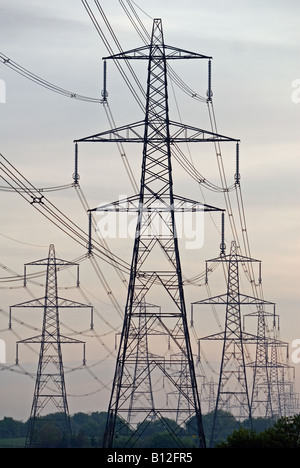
[0,438,26,448]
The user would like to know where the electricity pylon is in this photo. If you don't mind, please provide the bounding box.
[245,306,275,418]
[76,18,238,449]
[267,326,294,418]
[10,244,93,448]
[243,305,288,419]
[193,241,278,446]
[126,300,156,426]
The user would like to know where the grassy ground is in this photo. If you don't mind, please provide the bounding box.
[0,438,26,448]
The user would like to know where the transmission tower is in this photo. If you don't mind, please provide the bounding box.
[126,300,156,427]
[244,304,295,419]
[246,306,275,418]
[192,240,278,446]
[200,377,217,414]
[10,244,93,448]
[243,305,288,419]
[267,325,295,418]
[75,18,238,448]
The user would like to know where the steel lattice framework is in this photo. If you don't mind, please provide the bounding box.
[10,244,93,448]
[192,241,285,446]
[76,18,239,449]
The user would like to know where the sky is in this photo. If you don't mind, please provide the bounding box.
[0,0,299,421]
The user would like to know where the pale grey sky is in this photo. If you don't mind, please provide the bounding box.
[0,0,299,420]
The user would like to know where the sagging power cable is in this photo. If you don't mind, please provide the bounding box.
[0,52,102,103]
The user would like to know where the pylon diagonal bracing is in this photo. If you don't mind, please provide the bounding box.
[76,18,239,449]
[10,244,93,448]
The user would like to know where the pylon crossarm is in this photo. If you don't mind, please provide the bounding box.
[17,335,84,345]
[169,121,238,142]
[200,331,225,341]
[10,297,44,309]
[206,252,261,264]
[17,335,43,345]
[75,120,144,143]
[25,258,79,267]
[172,195,223,212]
[56,335,85,345]
[104,44,212,61]
[91,194,222,214]
[10,297,94,330]
[75,119,237,144]
[192,293,275,306]
[12,244,89,447]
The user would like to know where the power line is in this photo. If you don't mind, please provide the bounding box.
[0,52,102,103]
[81,0,145,111]
[128,0,154,21]
[0,153,131,274]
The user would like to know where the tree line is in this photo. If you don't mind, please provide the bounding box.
[0,411,299,448]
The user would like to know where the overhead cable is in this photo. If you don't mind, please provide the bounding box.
[0,52,102,103]
[0,153,131,274]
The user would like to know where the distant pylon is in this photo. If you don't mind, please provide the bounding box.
[127,300,156,426]
[247,306,274,418]
[75,18,239,449]
[244,305,280,419]
[10,244,93,448]
[192,241,277,446]
[199,377,216,414]
[268,325,294,418]
[208,377,216,413]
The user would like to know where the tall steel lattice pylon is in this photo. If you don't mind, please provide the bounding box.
[244,305,287,419]
[10,244,93,448]
[76,18,238,449]
[246,306,275,418]
[193,241,278,446]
